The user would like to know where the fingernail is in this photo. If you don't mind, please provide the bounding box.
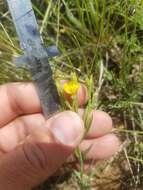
[49,111,84,146]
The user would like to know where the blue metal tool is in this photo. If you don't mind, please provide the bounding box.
[6,0,60,118]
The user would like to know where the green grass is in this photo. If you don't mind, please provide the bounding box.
[0,0,143,189]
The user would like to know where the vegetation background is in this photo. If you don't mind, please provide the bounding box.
[0,0,143,189]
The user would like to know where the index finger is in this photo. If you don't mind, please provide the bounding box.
[0,83,41,127]
[0,82,88,127]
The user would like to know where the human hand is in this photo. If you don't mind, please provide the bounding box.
[0,83,120,190]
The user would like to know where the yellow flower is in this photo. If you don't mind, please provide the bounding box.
[63,73,80,96]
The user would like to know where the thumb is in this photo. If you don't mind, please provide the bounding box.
[0,111,84,190]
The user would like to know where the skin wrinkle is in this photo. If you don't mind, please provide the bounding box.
[22,128,61,171]
[22,142,46,171]
[23,129,58,170]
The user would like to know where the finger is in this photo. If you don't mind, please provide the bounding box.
[0,111,84,153]
[78,109,113,138]
[80,134,120,160]
[0,114,45,153]
[86,110,113,138]
[0,110,86,153]
[0,83,41,127]
[0,82,88,128]
[0,109,112,153]
[0,111,84,190]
